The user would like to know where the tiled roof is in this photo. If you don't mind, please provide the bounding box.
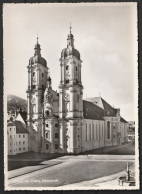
[7,122,16,127]
[15,121,28,134]
[104,109,116,117]
[120,117,128,123]
[85,97,128,121]
[85,97,116,117]
[83,100,104,120]
[86,97,100,104]
[19,111,27,123]
[101,98,114,111]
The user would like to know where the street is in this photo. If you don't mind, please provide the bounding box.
[8,156,135,188]
[7,143,135,189]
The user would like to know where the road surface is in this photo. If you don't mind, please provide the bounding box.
[7,154,135,189]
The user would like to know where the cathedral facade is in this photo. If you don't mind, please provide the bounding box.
[26,28,128,154]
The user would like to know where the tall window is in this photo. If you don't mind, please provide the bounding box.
[66,79,69,84]
[46,144,49,150]
[55,144,58,149]
[66,65,69,70]
[96,124,98,141]
[107,121,111,139]
[42,84,44,90]
[92,123,94,140]
[55,133,58,139]
[55,123,58,128]
[90,123,91,141]
[86,123,87,141]
[46,111,49,116]
[45,132,48,139]
[102,124,104,139]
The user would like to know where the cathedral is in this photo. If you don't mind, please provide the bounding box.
[26,27,128,154]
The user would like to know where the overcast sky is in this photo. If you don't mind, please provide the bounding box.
[3,3,137,121]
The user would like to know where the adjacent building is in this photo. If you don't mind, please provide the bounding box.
[7,111,28,155]
[127,121,135,142]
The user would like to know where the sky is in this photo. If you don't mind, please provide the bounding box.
[3,3,137,121]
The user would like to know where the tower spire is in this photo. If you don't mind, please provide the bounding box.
[34,33,41,56]
[70,22,72,35]
[37,33,39,44]
[67,23,74,48]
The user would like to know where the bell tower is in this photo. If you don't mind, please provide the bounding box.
[26,37,48,152]
[59,25,83,153]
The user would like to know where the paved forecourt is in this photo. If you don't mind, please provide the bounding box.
[8,154,135,188]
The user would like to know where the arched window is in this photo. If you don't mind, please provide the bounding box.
[96,124,98,141]
[42,84,44,90]
[42,73,44,77]
[92,123,94,140]
[46,144,49,150]
[33,72,35,77]
[107,121,111,139]
[55,123,58,128]
[46,110,49,116]
[55,144,58,149]
[66,66,69,70]
[76,66,78,71]
[55,133,58,139]
[102,124,104,139]
[89,123,91,141]
[76,79,78,84]
[45,132,48,139]
[66,79,69,84]
[86,123,87,141]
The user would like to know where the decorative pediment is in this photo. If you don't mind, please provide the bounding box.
[45,92,53,103]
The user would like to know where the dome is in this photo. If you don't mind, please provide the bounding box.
[61,47,80,60]
[29,39,47,67]
[29,55,47,67]
[61,25,80,60]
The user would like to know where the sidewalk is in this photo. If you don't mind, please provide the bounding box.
[8,160,62,179]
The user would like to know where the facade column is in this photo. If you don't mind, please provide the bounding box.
[50,120,54,153]
[59,121,65,152]
[36,67,40,87]
[28,69,31,89]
